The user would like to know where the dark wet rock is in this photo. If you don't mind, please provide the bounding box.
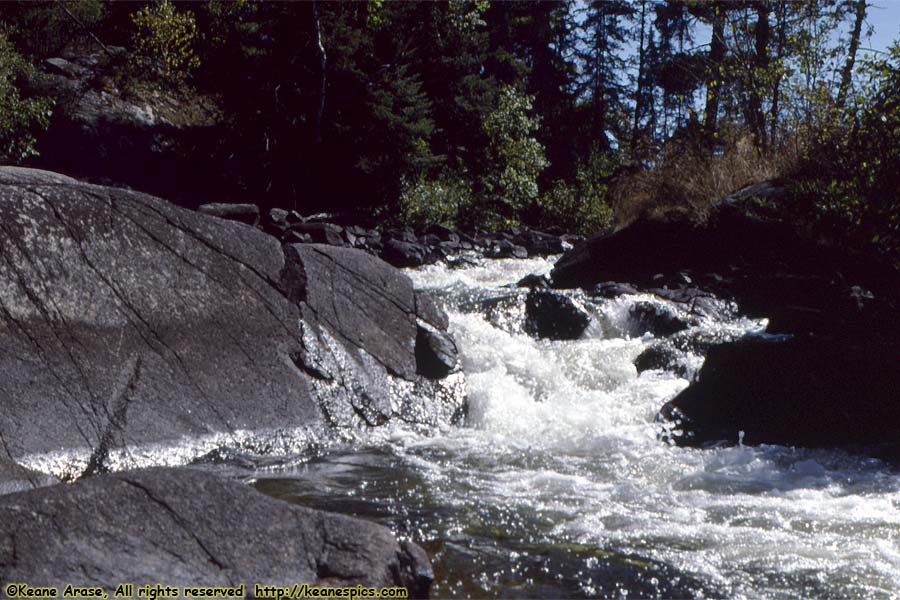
[516,273,550,289]
[659,335,900,449]
[415,292,450,331]
[385,227,419,244]
[524,290,590,340]
[0,467,433,594]
[589,281,639,298]
[416,322,459,379]
[380,239,429,267]
[283,229,313,244]
[0,459,59,496]
[628,302,691,337]
[649,286,726,320]
[0,168,464,475]
[487,240,528,259]
[421,233,442,247]
[513,230,566,256]
[559,233,585,249]
[633,344,690,378]
[289,222,346,246]
[550,183,900,338]
[437,240,461,253]
[197,202,259,226]
[425,224,460,244]
[446,255,479,270]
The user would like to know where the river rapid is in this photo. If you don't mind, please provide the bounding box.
[250,256,900,599]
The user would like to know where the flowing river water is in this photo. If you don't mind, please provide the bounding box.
[244,256,900,599]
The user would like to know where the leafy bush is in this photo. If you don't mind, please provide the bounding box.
[787,42,900,265]
[0,32,53,164]
[130,0,200,85]
[534,152,614,235]
[398,172,473,229]
[479,85,548,228]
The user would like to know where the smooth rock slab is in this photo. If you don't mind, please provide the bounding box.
[0,168,464,476]
[0,458,59,496]
[0,468,433,594]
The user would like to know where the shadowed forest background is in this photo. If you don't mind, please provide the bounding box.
[1,0,898,265]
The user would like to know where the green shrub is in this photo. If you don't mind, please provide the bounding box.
[398,172,473,229]
[536,176,613,235]
[130,0,200,85]
[0,32,53,164]
[787,41,900,265]
[479,85,548,228]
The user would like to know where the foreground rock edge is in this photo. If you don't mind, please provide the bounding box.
[0,467,432,596]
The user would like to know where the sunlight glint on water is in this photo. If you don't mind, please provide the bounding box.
[266,256,900,598]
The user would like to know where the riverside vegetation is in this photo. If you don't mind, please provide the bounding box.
[0,0,897,263]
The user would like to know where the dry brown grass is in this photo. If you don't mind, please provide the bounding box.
[609,134,798,228]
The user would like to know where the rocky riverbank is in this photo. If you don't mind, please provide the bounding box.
[0,167,462,594]
[549,182,900,458]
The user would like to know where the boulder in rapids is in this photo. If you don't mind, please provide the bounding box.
[659,335,900,451]
[524,290,590,340]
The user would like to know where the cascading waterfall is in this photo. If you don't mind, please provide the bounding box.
[253,256,900,599]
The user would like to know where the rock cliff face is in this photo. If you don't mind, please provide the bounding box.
[0,167,463,478]
[29,52,223,207]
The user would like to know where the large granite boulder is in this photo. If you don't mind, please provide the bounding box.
[0,168,463,478]
[659,335,900,452]
[0,467,432,594]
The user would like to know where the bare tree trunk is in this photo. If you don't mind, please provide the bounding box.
[769,0,788,146]
[836,0,867,110]
[704,2,726,146]
[313,0,327,145]
[750,0,771,148]
[631,0,648,158]
[53,0,115,60]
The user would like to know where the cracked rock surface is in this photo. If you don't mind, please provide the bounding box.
[0,168,463,476]
[0,467,433,593]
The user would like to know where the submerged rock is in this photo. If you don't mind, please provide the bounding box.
[524,290,590,340]
[0,467,433,594]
